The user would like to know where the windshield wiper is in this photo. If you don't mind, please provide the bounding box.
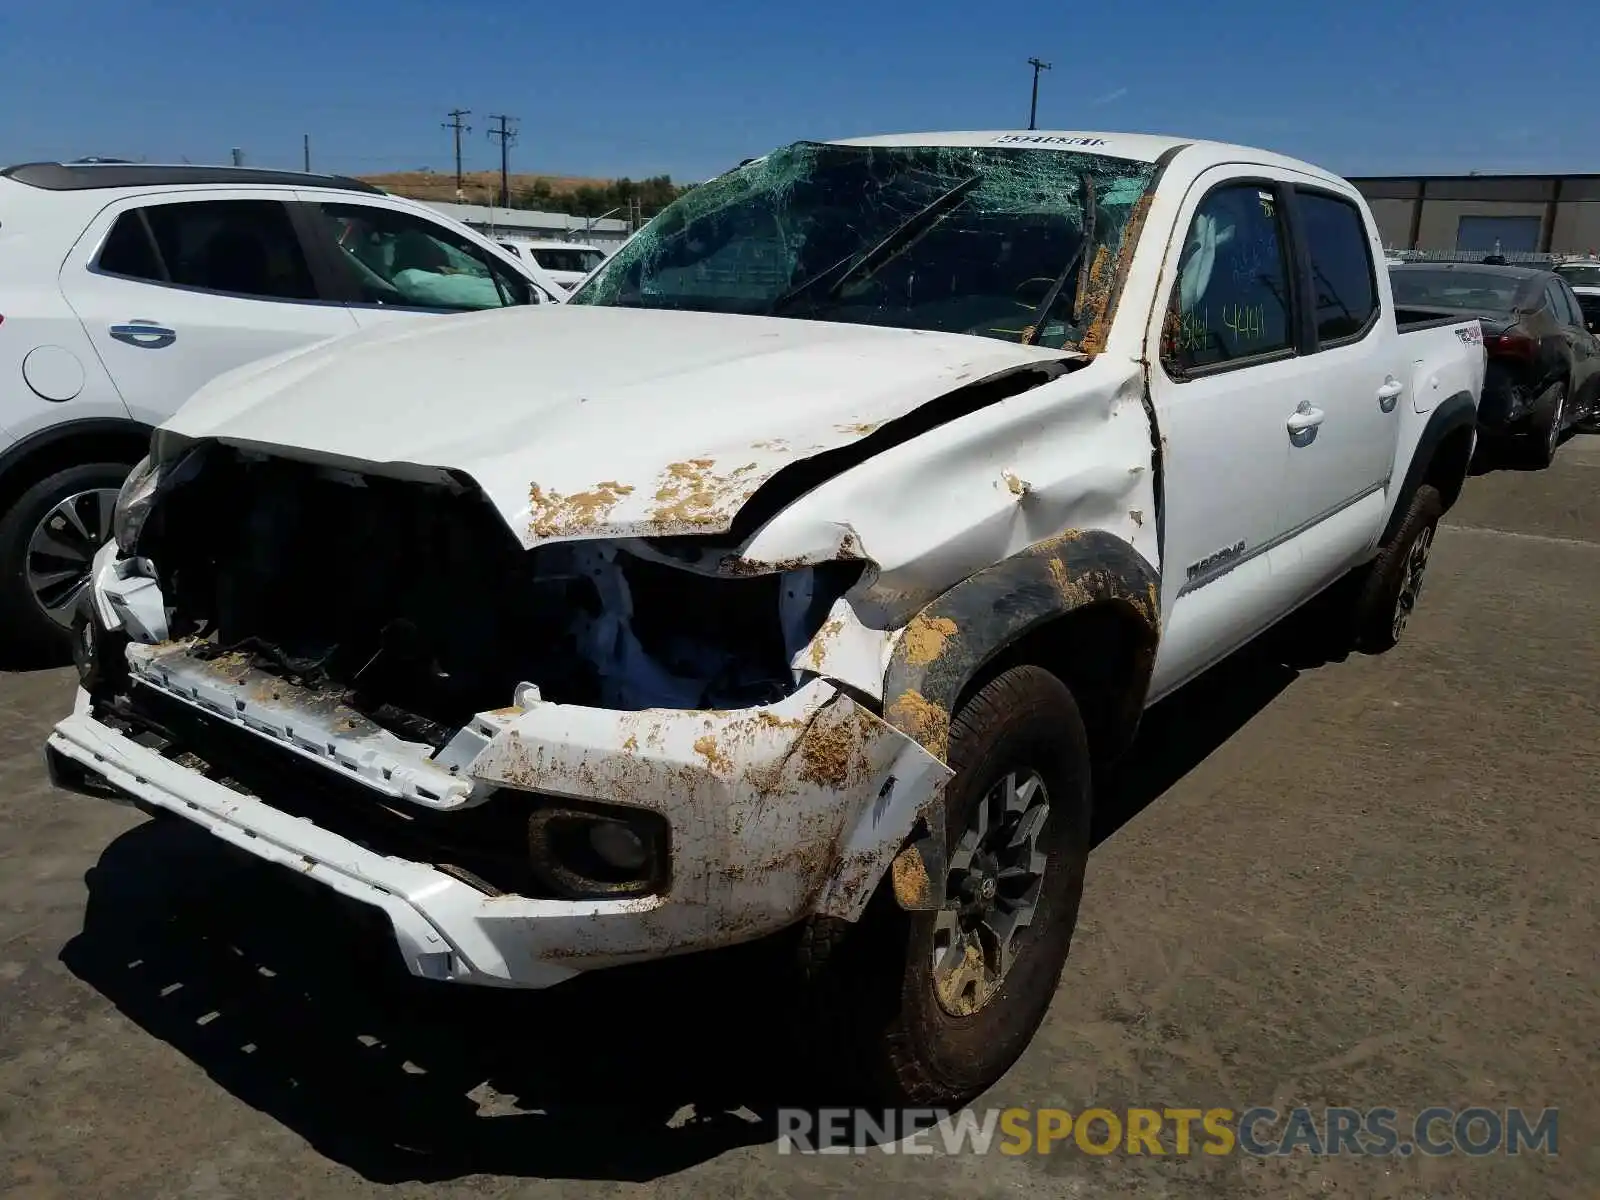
[1021,172,1095,346]
[770,173,983,315]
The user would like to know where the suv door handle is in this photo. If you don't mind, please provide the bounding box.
[1376,377,1404,411]
[1286,402,1326,435]
[109,322,176,349]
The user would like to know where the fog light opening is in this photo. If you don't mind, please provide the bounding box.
[527,804,668,899]
[589,820,649,872]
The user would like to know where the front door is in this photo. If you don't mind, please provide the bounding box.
[1146,171,1305,699]
[58,192,358,427]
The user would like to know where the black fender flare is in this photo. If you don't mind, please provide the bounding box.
[0,418,154,495]
[880,528,1162,762]
[1382,391,1476,544]
[872,529,1160,911]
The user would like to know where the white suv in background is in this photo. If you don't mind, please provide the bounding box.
[0,161,558,661]
[495,239,608,291]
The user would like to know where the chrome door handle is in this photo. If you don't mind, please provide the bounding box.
[1286,402,1326,435]
[109,322,176,349]
[1377,377,1404,411]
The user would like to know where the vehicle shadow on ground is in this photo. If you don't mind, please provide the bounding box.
[1467,431,1586,476]
[58,629,1321,1184]
[1091,632,1307,846]
[0,643,71,674]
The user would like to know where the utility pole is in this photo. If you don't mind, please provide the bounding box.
[442,108,472,200]
[302,133,310,173]
[486,114,518,207]
[1026,57,1052,130]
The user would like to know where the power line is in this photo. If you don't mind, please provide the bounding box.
[441,108,472,198]
[1026,57,1052,131]
[486,113,518,207]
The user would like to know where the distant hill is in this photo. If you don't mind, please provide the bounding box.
[359,170,613,205]
[359,169,689,219]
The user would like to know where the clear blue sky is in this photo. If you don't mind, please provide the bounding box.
[4,0,1598,183]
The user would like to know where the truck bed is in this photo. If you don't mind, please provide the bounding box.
[1396,306,1482,335]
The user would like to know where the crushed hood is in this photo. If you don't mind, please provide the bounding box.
[167,304,1074,548]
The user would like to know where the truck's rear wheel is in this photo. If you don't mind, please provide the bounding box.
[1353,484,1443,655]
[800,665,1092,1109]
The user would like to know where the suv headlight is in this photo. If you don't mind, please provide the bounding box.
[111,455,163,556]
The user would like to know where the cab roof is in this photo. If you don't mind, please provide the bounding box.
[825,131,1350,187]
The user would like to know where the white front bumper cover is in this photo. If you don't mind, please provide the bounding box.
[50,660,950,989]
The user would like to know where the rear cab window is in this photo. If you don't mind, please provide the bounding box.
[1295,189,1377,344]
[96,199,319,301]
[1160,183,1294,376]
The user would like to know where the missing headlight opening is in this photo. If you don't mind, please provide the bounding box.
[125,447,864,740]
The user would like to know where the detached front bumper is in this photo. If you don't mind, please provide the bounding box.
[49,658,949,988]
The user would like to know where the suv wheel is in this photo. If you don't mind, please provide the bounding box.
[797,665,1092,1109]
[1526,379,1566,468]
[0,462,131,664]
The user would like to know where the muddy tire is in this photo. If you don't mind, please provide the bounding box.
[1353,484,1444,655]
[797,665,1092,1109]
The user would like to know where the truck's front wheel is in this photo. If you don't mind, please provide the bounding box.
[800,665,1092,1109]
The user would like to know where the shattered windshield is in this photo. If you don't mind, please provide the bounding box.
[567,141,1159,350]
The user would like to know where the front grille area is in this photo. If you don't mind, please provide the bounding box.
[116,684,553,897]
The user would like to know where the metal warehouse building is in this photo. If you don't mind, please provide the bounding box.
[1349,173,1600,256]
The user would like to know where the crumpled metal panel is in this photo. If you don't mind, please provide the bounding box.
[469,680,952,935]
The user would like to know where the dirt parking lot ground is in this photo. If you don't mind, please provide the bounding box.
[1,435,1596,1200]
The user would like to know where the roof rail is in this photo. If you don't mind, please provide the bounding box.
[0,161,385,195]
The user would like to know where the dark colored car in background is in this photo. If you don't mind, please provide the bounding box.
[1389,263,1600,466]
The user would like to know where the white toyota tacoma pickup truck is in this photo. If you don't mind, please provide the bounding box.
[48,131,1486,1108]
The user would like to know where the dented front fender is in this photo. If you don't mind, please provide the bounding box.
[882,529,1161,761]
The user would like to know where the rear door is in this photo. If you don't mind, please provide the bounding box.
[57,192,358,426]
[1274,184,1403,587]
[1547,278,1600,413]
[293,196,545,328]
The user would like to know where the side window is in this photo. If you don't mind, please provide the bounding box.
[314,204,533,311]
[1564,283,1591,328]
[1296,190,1378,343]
[1161,183,1293,375]
[1546,281,1576,326]
[97,213,165,282]
[98,200,318,301]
